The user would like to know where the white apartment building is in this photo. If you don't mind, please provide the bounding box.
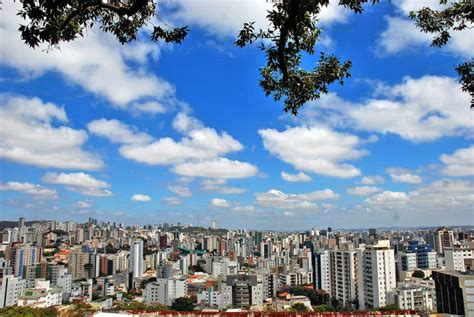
[17,280,62,308]
[0,275,26,308]
[197,288,232,309]
[315,250,332,294]
[144,278,188,306]
[444,246,473,272]
[357,240,396,310]
[393,282,434,311]
[129,239,144,278]
[330,250,358,308]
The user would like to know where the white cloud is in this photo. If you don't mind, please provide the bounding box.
[75,201,92,209]
[172,112,204,134]
[0,182,57,199]
[162,197,182,205]
[120,127,243,165]
[378,0,474,58]
[167,0,350,39]
[173,158,259,179]
[301,76,473,142]
[0,95,103,170]
[259,126,365,178]
[365,191,410,205]
[131,194,151,202]
[440,145,474,177]
[43,172,112,197]
[281,171,312,182]
[87,119,152,144]
[387,168,422,184]
[360,175,385,185]
[233,205,256,212]
[210,198,231,208]
[363,179,474,213]
[0,2,175,113]
[256,188,339,210]
[168,184,192,197]
[200,179,247,194]
[347,186,382,196]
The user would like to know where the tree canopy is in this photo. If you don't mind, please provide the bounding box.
[16,0,473,111]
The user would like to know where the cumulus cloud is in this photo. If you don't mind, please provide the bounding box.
[365,191,410,205]
[256,188,339,210]
[87,119,152,144]
[43,172,112,197]
[281,171,313,183]
[200,179,247,194]
[168,185,192,197]
[166,0,351,39]
[173,158,259,179]
[0,182,57,199]
[259,126,365,178]
[440,146,474,177]
[0,95,103,170]
[387,168,422,184]
[347,186,382,196]
[131,194,151,202]
[120,128,243,165]
[0,2,175,113]
[210,198,231,208]
[172,112,204,134]
[360,175,385,185]
[377,0,473,58]
[364,179,473,213]
[299,76,473,142]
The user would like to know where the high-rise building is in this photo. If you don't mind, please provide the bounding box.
[224,274,263,308]
[0,275,26,308]
[14,244,42,277]
[444,246,473,272]
[432,270,474,316]
[357,240,396,310]
[330,250,358,308]
[314,250,331,294]
[69,248,89,280]
[129,239,144,278]
[435,227,454,255]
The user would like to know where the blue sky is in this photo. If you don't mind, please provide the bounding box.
[0,0,473,229]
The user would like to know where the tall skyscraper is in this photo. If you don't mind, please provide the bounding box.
[129,239,144,279]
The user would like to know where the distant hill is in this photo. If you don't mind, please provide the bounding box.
[0,220,50,231]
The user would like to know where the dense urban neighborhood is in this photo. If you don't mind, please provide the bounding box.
[0,218,473,316]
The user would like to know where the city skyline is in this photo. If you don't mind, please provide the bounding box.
[1,0,473,230]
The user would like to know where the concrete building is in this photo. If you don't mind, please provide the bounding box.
[129,239,144,279]
[435,228,454,255]
[357,240,396,310]
[314,250,331,294]
[330,250,358,308]
[17,280,62,308]
[224,274,264,308]
[69,248,89,280]
[14,244,42,277]
[445,246,473,272]
[0,274,26,308]
[144,278,188,306]
[393,282,434,312]
[432,270,474,316]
